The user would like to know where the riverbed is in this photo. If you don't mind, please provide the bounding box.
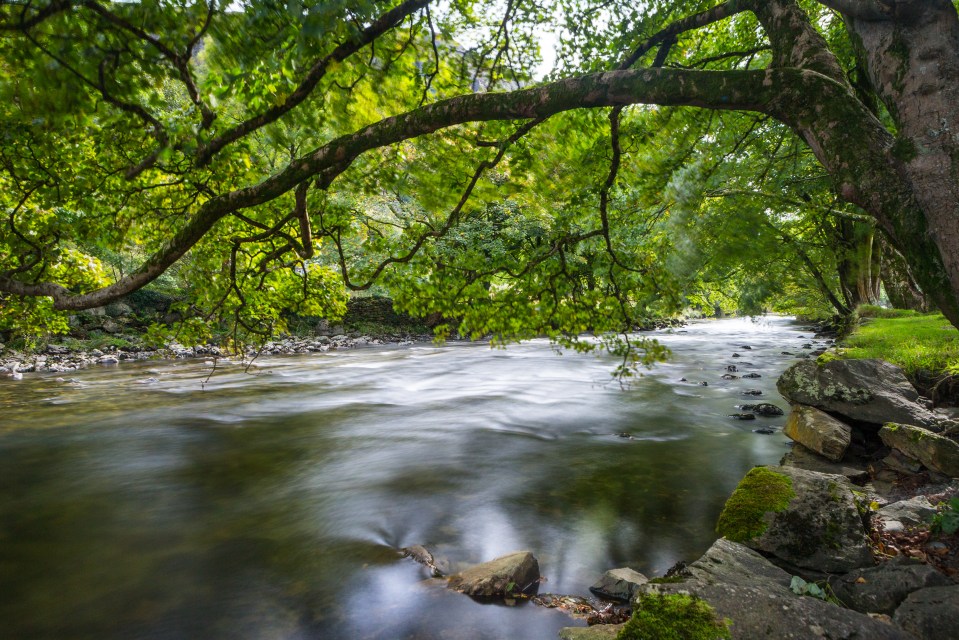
[0,316,822,639]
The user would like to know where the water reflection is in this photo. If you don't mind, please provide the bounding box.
[0,316,817,639]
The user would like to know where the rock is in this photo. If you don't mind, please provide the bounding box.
[742,389,762,396]
[732,353,742,358]
[722,373,739,380]
[741,403,785,417]
[742,373,762,379]
[777,359,948,430]
[830,557,952,615]
[783,405,852,462]
[726,365,738,372]
[729,413,756,420]
[881,449,924,474]
[752,427,776,435]
[447,551,540,597]
[740,345,752,350]
[637,538,910,639]
[558,625,624,640]
[716,466,873,573]
[589,567,649,602]
[780,444,870,483]
[877,496,937,526]
[105,302,132,317]
[893,585,959,640]
[879,423,959,477]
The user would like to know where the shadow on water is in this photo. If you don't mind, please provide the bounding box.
[0,316,818,639]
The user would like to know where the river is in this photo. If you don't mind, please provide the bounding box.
[0,316,820,639]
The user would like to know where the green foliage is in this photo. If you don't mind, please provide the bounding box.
[840,313,959,377]
[715,467,795,543]
[932,497,959,535]
[789,576,841,605]
[856,304,919,319]
[616,593,731,640]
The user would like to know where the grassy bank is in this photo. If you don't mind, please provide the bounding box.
[836,306,959,381]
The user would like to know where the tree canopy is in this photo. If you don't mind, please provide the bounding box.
[1,0,958,353]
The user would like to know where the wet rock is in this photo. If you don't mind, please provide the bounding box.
[742,373,762,379]
[732,353,742,358]
[782,351,795,355]
[741,403,784,417]
[589,567,649,602]
[893,585,959,639]
[830,557,952,616]
[879,423,959,477]
[752,427,776,435]
[722,374,739,380]
[447,551,540,597]
[716,466,873,573]
[401,544,447,577]
[638,538,909,640]
[877,496,937,527]
[700,381,708,386]
[783,405,852,462]
[726,365,738,372]
[777,359,950,430]
[741,389,762,396]
[729,413,756,420]
[780,444,870,483]
[740,345,752,350]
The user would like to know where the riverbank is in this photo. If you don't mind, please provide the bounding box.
[563,354,959,639]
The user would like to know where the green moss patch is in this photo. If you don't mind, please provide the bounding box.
[715,467,796,543]
[616,593,731,640]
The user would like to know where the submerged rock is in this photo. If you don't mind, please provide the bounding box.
[716,466,872,573]
[447,551,540,598]
[879,423,959,477]
[783,405,852,462]
[777,359,948,430]
[741,403,784,417]
[589,567,648,602]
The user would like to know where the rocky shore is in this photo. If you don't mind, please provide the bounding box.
[413,354,959,639]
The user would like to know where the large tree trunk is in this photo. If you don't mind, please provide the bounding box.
[881,238,930,311]
[836,220,881,308]
[840,0,959,322]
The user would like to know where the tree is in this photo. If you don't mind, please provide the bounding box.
[1,0,958,339]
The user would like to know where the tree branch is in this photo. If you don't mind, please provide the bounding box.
[195,0,431,165]
[814,0,891,21]
[2,66,801,310]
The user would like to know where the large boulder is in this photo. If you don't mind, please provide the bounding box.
[446,551,540,597]
[783,405,852,462]
[829,557,952,615]
[636,538,910,639]
[777,359,946,430]
[879,423,959,477]
[893,585,959,640]
[588,567,649,602]
[716,466,872,573]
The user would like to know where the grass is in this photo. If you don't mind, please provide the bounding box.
[839,310,959,377]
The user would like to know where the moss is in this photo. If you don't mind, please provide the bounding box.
[616,593,731,640]
[715,467,795,543]
[891,136,918,163]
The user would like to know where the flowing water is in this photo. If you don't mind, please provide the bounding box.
[0,316,820,639]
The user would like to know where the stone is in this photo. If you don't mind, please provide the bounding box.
[729,413,756,420]
[742,389,762,396]
[716,466,873,573]
[446,551,540,597]
[780,444,869,483]
[589,567,648,602]
[879,423,959,477]
[742,373,762,379]
[783,405,852,462]
[893,585,959,640]
[637,538,910,639]
[105,302,133,317]
[741,403,785,416]
[829,557,951,615]
[777,359,948,430]
[558,625,624,640]
[881,449,924,474]
[877,496,937,526]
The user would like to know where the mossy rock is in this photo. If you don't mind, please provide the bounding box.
[715,467,795,543]
[718,466,873,573]
[616,593,731,640]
